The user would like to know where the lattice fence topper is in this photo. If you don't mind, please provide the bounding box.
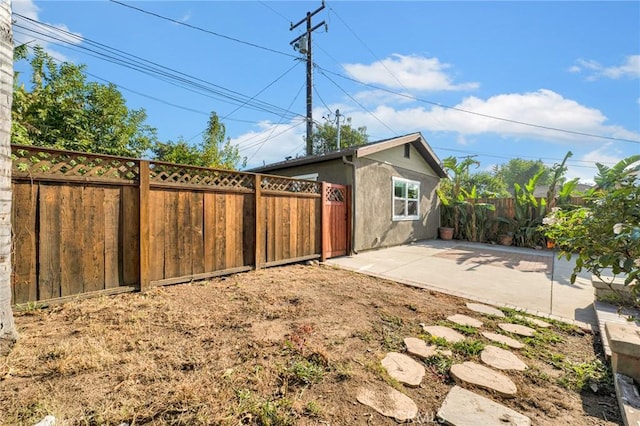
[325,186,345,202]
[149,162,255,189]
[261,176,321,194]
[12,146,139,180]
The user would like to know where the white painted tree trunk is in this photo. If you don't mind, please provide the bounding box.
[0,0,17,342]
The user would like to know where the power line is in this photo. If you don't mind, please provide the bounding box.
[14,21,301,120]
[221,61,301,122]
[317,66,640,145]
[258,1,290,23]
[109,0,297,60]
[431,146,607,170]
[318,67,397,135]
[243,81,307,160]
[327,3,409,93]
[13,14,305,123]
[313,84,333,117]
[177,61,301,144]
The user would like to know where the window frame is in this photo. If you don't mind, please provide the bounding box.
[392,177,420,221]
[293,172,319,181]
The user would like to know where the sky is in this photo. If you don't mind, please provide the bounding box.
[10,0,640,182]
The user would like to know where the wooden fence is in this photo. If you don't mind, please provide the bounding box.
[461,197,585,241]
[475,197,585,222]
[11,145,333,305]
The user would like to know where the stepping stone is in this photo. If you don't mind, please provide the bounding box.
[404,337,453,358]
[466,303,506,318]
[357,385,418,421]
[514,315,551,328]
[498,323,536,337]
[421,325,465,343]
[481,345,528,371]
[437,386,531,425]
[450,361,518,397]
[447,314,483,328]
[381,352,425,387]
[482,332,525,349]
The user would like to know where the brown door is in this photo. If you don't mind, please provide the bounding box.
[322,183,350,260]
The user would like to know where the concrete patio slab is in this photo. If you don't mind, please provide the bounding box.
[326,240,596,327]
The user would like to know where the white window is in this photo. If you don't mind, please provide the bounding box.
[293,173,318,181]
[392,177,420,221]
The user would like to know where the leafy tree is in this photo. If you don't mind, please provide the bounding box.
[12,46,156,157]
[310,117,368,155]
[152,111,245,170]
[465,171,509,198]
[544,155,640,303]
[494,158,551,193]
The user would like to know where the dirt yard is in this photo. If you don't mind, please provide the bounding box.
[0,264,620,425]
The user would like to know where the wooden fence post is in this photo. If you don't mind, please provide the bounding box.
[254,174,263,270]
[139,160,150,291]
[321,181,327,262]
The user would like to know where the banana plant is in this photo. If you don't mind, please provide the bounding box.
[512,169,547,247]
[436,156,479,239]
[461,185,495,242]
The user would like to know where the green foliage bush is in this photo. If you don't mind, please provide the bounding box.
[544,155,640,303]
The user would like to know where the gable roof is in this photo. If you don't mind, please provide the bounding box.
[249,132,447,178]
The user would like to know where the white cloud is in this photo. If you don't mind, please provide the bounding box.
[178,11,192,23]
[343,54,479,91]
[336,89,640,145]
[13,0,83,61]
[581,143,624,166]
[352,89,414,106]
[237,90,639,172]
[232,119,307,169]
[565,144,625,184]
[570,55,640,80]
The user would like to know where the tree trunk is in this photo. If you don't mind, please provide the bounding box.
[0,0,17,342]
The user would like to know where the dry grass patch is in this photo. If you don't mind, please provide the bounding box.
[0,265,620,425]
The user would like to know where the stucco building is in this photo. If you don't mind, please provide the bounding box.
[251,132,447,253]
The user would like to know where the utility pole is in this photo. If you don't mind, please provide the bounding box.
[335,109,342,150]
[290,1,325,156]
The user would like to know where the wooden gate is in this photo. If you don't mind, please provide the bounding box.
[322,183,351,260]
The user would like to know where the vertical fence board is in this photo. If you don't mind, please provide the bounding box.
[60,185,83,296]
[139,161,150,291]
[215,194,226,270]
[265,196,274,263]
[192,192,205,275]
[235,195,245,267]
[38,184,61,300]
[225,195,237,268]
[177,191,191,277]
[282,197,291,260]
[82,187,105,293]
[244,194,255,267]
[254,176,263,268]
[149,190,165,282]
[163,190,179,279]
[12,182,38,304]
[121,186,140,286]
[237,195,245,266]
[299,198,313,256]
[103,187,121,288]
[315,197,322,255]
[289,197,298,258]
[274,197,283,261]
[203,192,216,272]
